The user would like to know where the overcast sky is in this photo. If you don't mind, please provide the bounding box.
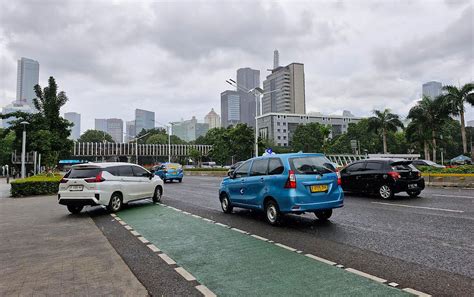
[1,0,473,132]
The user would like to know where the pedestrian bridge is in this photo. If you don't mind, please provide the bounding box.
[72,142,212,157]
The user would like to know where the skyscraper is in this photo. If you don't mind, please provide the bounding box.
[171,116,209,142]
[95,119,108,132]
[220,90,241,127]
[125,120,136,142]
[204,108,221,129]
[64,112,81,140]
[236,67,260,127]
[107,118,124,143]
[135,109,155,135]
[16,57,40,107]
[262,60,305,115]
[422,81,442,99]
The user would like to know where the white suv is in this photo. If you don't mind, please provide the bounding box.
[58,162,164,214]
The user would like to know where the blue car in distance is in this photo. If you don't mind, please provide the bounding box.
[219,153,344,225]
[153,163,184,183]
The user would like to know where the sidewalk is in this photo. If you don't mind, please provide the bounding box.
[0,178,11,198]
[0,194,148,296]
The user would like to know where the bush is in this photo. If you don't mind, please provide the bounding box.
[11,174,63,197]
[419,165,474,174]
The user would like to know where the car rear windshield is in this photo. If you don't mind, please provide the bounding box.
[391,162,417,171]
[289,156,335,174]
[67,167,101,178]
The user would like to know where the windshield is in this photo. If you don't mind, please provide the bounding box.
[67,167,100,178]
[392,163,418,171]
[290,156,335,174]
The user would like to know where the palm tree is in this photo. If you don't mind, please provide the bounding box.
[406,117,430,161]
[442,83,474,154]
[368,109,404,154]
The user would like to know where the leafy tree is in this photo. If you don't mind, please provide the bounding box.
[291,123,327,153]
[188,148,202,166]
[78,129,114,143]
[368,109,404,154]
[442,83,474,154]
[0,129,15,165]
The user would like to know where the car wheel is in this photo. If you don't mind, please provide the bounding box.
[153,186,162,203]
[108,193,123,212]
[314,209,333,221]
[220,194,233,214]
[67,205,83,214]
[408,190,421,198]
[178,178,182,183]
[264,200,281,226]
[379,184,394,199]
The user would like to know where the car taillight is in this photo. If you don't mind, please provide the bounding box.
[285,170,297,188]
[60,178,68,183]
[85,171,105,183]
[388,171,401,180]
[336,169,342,185]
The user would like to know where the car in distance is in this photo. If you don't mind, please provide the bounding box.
[411,159,445,168]
[340,159,425,199]
[58,162,164,214]
[153,163,184,183]
[218,153,344,225]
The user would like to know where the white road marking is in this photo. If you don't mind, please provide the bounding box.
[305,254,337,266]
[137,237,150,244]
[388,282,399,287]
[431,194,474,199]
[275,243,297,252]
[192,214,202,219]
[402,288,432,297]
[250,234,269,241]
[215,222,229,228]
[175,267,196,281]
[345,268,387,283]
[124,225,133,230]
[182,211,191,215]
[202,218,214,223]
[231,227,248,234]
[130,230,141,236]
[118,220,127,226]
[147,244,160,252]
[372,202,464,213]
[159,253,176,265]
[110,214,117,217]
[195,285,217,297]
[336,264,345,268]
[115,217,122,221]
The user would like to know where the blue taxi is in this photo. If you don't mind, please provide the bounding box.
[153,163,184,183]
[218,153,344,225]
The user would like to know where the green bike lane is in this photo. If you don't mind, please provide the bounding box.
[117,203,410,296]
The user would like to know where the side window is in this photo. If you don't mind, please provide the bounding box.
[117,166,134,177]
[365,162,382,171]
[234,161,251,178]
[132,166,149,177]
[105,166,119,176]
[347,162,365,172]
[268,158,284,175]
[250,159,269,176]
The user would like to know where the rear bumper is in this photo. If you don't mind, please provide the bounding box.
[58,198,99,206]
[165,173,183,179]
[281,187,344,213]
[393,178,425,193]
[58,190,108,206]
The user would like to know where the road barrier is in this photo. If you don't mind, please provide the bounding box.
[422,173,474,188]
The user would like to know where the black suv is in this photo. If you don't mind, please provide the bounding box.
[340,159,425,199]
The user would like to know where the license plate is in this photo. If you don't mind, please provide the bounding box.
[310,185,328,193]
[408,184,417,189]
[69,185,83,191]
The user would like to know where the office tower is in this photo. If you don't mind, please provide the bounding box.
[106,118,123,143]
[237,67,260,127]
[135,109,155,135]
[171,116,209,142]
[16,57,40,107]
[125,120,136,142]
[273,49,279,69]
[1,102,34,128]
[262,58,305,115]
[64,112,81,140]
[204,108,221,129]
[95,119,108,132]
[220,90,241,127]
[422,81,442,99]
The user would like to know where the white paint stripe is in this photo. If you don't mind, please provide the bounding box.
[388,282,399,287]
[345,268,387,283]
[115,217,122,221]
[118,220,127,226]
[110,214,117,217]
[195,285,217,297]
[147,244,160,252]
[159,253,176,265]
[402,288,432,297]
[231,228,248,234]
[215,222,229,228]
[138,237,150,244]
[192,214,202,219]
[202,218,214,223]
[275,243,297,252]
[431,194,474,199]
[182,211,191,215]
[175,267,196,281]
[336,264,345,268]
[305,254,337,266]
[130,230,141,236]
[124,225,133,230]
[372,202,464,213]
[250,234,268,241]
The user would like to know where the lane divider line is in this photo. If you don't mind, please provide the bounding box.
[304,254,337,266]
[215,222,230,228]
[274,243,297,252]
[175,267,197,281]
[195,285,217,297]
[124,225,133,230]
[388,282,399,287]
[402,288,432,297]
[110,213,117,217]
[336,264,345,269]
[371,202,464,213]
[202,218,214,223]
[137,236,150,244]
[147,244,161,253]
[250,234,268,241]
[118,220,127,226]
[159,253,177,265]
[345,268,387,283]
[191,214,202,219]
[115,217,121,221]
[130,230,141,236]
[230,227,248,234]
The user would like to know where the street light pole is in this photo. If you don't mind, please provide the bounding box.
[20,121,29,178]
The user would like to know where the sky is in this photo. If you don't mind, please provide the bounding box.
[1,0,473,132]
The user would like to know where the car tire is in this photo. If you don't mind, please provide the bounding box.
[178,179,182,183]
[108,193,123,213]
[379,184,394,199]
[314,209,332,221]
[67,205,83,214]
[408,190,421,198]
[153,186,162,203]
[264,200,281,226]
[220,193,233,214]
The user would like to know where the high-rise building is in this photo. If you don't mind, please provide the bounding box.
[220,90,241,127]
[237,67,260,127]
[135,109,155,135]
[171,116,209,142]
[107,118,123,143]
[125,120,136,142]
[95,119,108,132]
[262,57,305,115]
[422,81,442,99]
[64,112,81,140]
[204,108,221,129]
[1,102,34,128]
[16,57,40,107]
[273,49,279,69]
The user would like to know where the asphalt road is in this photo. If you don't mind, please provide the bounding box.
[158,176,474,296]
